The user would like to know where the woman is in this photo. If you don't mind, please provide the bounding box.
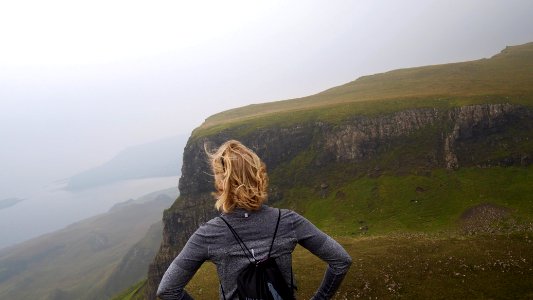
[157,140,352,300]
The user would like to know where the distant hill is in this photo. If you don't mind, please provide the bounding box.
[0,198,24,210]
[0,187,177,300]
[66,135,187,191]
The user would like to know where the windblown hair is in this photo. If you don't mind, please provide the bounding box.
[206,140,268,213]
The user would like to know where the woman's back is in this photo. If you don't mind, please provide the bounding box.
[157,140,351,299]
[209,206,296,298]
[158,205,352,299]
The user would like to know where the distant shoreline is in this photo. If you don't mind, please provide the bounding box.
[0,198,24,210]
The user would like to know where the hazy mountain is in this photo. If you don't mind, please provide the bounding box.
[66,135,187,191]
[0,187,177,300]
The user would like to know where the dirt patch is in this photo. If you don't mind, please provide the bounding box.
[459,203,512,235]
[335,190,346,199]
[415,186,426,193]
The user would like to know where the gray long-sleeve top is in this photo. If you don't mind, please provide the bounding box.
[157,205,352,300]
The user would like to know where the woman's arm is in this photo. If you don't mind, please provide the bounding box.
[290,211,352,300]
[156,226,209,300]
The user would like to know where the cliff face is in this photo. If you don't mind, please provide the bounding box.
[145,103,532,299]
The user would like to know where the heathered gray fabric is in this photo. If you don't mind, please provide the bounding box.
[157,205,352,300]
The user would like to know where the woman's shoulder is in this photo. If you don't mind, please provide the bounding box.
[259,205,298,218]
[199,206,304,226]
[263,205,306,223]
[202,214,225,228]
[189,215,225,237]
[277,206,301,217]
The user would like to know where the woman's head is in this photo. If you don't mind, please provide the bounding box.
[207,140,268,213]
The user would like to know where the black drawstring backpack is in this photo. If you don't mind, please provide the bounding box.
[219,209,295,300]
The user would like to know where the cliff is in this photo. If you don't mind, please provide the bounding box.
[145,102,532,298]
[143,43,533,299]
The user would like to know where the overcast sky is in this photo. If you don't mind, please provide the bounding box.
[1,0,533,198]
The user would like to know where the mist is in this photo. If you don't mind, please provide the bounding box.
[1,0,533,247]
[0,176,178,249]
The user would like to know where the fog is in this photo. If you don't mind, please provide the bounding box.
[0,177,178,249]
[0,1,532,247]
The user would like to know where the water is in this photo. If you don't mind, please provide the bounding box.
[0,176,179,250]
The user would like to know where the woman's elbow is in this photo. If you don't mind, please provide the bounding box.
[341,252,353,272]
[156,286,178,300]
[157,286,189,300]
[328,252,352,275]
[155,287,166,299]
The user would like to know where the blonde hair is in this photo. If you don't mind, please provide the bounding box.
[206,140,268,213]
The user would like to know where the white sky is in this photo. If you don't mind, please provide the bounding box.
[1,0,533,198]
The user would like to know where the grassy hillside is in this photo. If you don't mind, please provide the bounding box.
[101,220,164,298]
[111,279,147,300]
[115,231,533,300]
[275,166,532,237]
[174,232,533,299]
[114,167,532,300]
[0,188,176,300]
[194,42,533,138]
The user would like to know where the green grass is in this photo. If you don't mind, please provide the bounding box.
[110,279,146,300]
[180,233,533,299]
[328,233,532,299]
[192,94,533,140]
[276,166,533,237]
